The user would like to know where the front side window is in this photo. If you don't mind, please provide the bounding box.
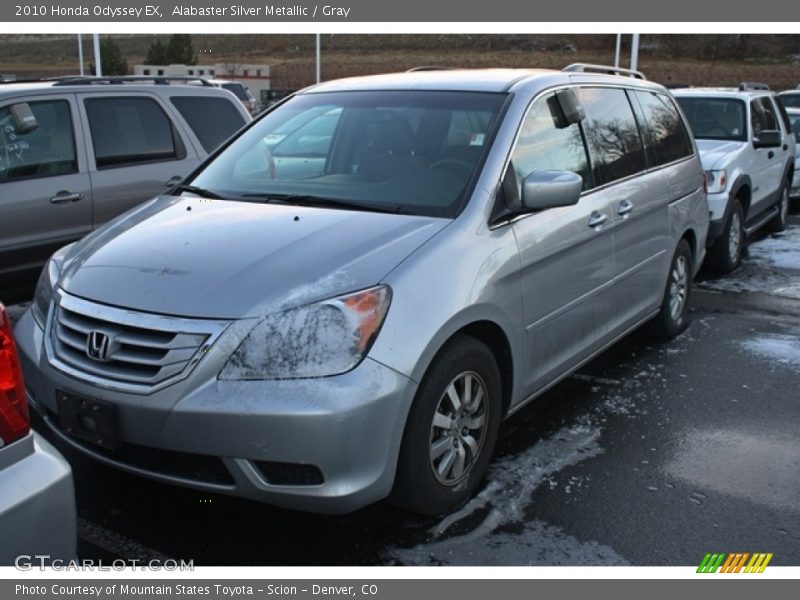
[0,100,77,183]
[750,97,779,138]
[189,90,507,218]
[578,87,646,185]
[508,91,592,194]
[675,97,746,142]
[84,97,179,168]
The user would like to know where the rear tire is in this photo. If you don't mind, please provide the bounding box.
[707,199,744,273]
[766,181,789,233]
[646,239,693,339]
[390,335,502,516]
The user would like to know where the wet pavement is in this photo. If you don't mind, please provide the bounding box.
[6,216,800,566]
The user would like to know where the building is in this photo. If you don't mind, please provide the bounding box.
[133,63,271,104]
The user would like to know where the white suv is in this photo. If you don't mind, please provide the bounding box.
[673,87,796,272]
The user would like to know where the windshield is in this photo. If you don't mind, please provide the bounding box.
[675,97,746,142]
[188,90,507,217]
[788,112,800,143]
[779,93,800,109]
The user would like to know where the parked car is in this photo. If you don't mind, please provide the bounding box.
[0,76,251,294]
[207,79,257,115]
[786,107,800,200]
[1,302,76,565]
[673,86,796,272]
[15,65,708,516]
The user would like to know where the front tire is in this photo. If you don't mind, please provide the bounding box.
[647,239,693,339]
[766,181,789,233]
[390,335,502,516]
[707,198,744,273]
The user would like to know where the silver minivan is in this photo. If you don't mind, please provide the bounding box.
[15,66,709,515]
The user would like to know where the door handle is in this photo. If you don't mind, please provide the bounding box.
[767,151,774,159]
[783,144,789,151]
[164,176,182,187]
[49,191,84,204]
[617,199,634,216]
[588,211,609,228]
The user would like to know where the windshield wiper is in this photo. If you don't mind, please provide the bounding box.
[172,184,226,200]
[239,193,404,214]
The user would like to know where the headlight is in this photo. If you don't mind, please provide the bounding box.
[31,258,60,328]
[705,169,727,194]
[219,285,391,380]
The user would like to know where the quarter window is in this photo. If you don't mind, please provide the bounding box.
[84,97,181,168]
[633,91,693,167]
[0,100,77,183]
[508,92,592,194]
[578,87,646,185]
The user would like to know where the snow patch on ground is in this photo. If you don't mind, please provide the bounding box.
[740,332,800,368]
[699,225,800,298]
[389,519,628,566]
[388,424,607,565]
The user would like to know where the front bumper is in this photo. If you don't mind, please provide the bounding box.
[0,432,77,565]
[15,308,417,514]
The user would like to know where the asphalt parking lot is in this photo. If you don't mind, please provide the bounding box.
[6,215,800,567]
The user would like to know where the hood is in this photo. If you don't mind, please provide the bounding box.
[694,139,747,171]
[60,196,449,319]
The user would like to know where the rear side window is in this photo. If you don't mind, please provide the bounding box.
[171,96,246,153]
[633,91,694,167]
[85,97,181,168]
[509,91,592,192]
[0,100,77,182]
[578,87,646,185]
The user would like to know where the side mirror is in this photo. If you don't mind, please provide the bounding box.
[9,103,38,134]
[521,170,583,211]
[753,130,781,149]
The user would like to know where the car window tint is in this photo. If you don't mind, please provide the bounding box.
[675,97,746,142]
[779,94,800,109]
[509,92,592,193]
[85,97,178,168]
[222,83,249,101]
[751,97,779,137]
[0,100,77,183]
[171,96,246,153]
[578,87,646,185]
[633,91,693,167]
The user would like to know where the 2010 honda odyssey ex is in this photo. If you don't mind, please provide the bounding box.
[15,65,709,515]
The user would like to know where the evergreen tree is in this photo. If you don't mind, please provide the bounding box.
[89,37,128,76]
[166,34,196,65]
[144,38,169,65]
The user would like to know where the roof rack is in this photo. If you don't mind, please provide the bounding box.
[406,66,454,72]
[738,81,770,91]
[51,75,214,87]
[563,63,646,80]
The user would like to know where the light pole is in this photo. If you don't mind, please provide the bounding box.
[93,33,102,77]
[315,33,321,84]
[631,33,640,72]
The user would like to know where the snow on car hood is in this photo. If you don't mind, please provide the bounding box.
[59,195,449,319]
[694,139,747,171]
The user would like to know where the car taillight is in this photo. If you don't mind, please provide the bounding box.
[0,303,29,447]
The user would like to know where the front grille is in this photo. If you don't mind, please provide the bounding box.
[48,292,228,393]
[46,408,234,485]
[253,461,324,486]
